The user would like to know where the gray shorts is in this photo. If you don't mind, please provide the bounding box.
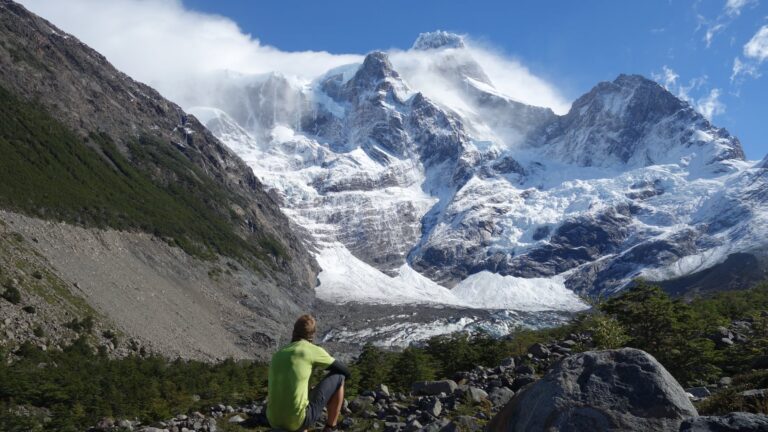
[301,373,345,429]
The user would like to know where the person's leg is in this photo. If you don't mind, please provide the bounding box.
[325,379,344,428]
[302,373,345,430]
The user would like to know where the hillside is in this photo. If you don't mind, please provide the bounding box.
[0,0,318,360]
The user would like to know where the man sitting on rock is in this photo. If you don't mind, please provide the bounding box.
[267,314,351,432]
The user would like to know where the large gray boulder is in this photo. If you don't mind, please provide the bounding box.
[679,412,768,431]
[488,348,698,432]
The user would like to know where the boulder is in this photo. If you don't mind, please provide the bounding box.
[488,348,698,432]
[412,380,457,396]
[679,412,768,431]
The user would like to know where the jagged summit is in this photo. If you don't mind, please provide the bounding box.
[760,154,768,169]
[412,30,466,50]
[354,51,400,83]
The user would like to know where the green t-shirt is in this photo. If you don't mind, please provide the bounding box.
[267,340,335,431]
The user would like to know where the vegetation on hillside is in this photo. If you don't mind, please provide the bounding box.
[1,281,767,430]
[0,85,285,265]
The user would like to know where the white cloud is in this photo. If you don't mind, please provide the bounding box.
[18,0,362,107]
[705,23,726,47]
[652,65,679,89]
[744,25,768,62]
[18,0,570,116]
[698,0,758,47]
[653,66,725,120]
[725,0,757,16]
[695,88,726,120]
[731,57,761,81]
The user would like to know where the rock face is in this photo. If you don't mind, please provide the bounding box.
[488,348,698,432]
[679,412,768,432]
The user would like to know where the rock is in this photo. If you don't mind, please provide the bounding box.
[465,386,488,403]
[405,419,422,431]
[528,343,551,359]
[420,398,442,418]
[489,348,698,432]
[685,387,711,399]
[227,414,245,424]
[500,357,516,369]
[514,364,535,376]
[349,395,376,413]
[377,383,391,398]
[489,387,515,407]
[412,380,457,396]
[719,377,733,387]
[445,415,481,431]
[740,389,768,401]
[679,412,768,431]
[510,375,537,392]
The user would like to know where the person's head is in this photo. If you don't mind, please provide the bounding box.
[292,314,317,342]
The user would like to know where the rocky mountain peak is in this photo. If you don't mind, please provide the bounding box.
[354,51,400,83]
[412,30,466,50]
[570,74,686,123]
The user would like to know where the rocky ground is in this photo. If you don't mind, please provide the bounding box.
[85,326,768,432]
[0,210,305,362]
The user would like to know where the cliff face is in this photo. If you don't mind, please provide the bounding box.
[0,0,318,359]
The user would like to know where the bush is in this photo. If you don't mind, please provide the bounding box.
[587,314,630,349]
[2,285,21,304]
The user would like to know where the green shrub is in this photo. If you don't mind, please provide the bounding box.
[587,314,630,349]
[2,285,21,304]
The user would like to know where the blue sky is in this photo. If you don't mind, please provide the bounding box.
[182,0,768,159]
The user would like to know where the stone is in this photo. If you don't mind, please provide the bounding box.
[489,348,698,432]
[465,386,488,403]
[446,415,481,431]
[405,419,422,431]
[740,389,768,400]
[420,398,442,418]
[510,375,537,392]
[679,412,768,431]
[489,387,515,407]
[514,364,535,375]
[227,414,245,424]
[349,395,376,413]
[719,377,733,387]
[528,343,551,359]
[377,383,391,397]
[412,380,458,396]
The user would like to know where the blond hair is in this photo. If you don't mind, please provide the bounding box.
[292,314,317,342]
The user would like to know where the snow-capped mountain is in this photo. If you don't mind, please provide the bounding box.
[189,31,767,311]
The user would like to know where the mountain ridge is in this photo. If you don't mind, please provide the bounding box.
[188,34,766,311]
